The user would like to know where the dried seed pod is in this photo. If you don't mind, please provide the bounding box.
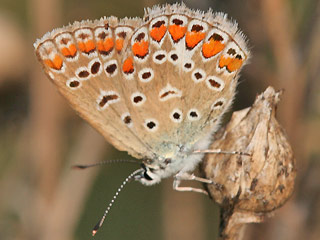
[202,87,296,213]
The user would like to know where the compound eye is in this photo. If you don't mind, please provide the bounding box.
[143,171,153,181]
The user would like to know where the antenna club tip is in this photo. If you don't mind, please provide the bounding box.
[72,165,86,170]
[92,230,98,236]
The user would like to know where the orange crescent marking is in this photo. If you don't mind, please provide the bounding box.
[44,59,54,69]
[116,39,124,51]
[202,40,225,58]
[168,25,187,41]
[44,55,63,70]
[227,58,243,72]
[78,41,86,52]
[68,44,77,56]
[122,57,134,73]
[185,31,205,48]
[53,55,63,69]
[61,47,71,57]
[61,44,77,57]
[97,40,105,51]
[150,25,167,42]
[219,56,232,68]
[103,38,114,51]
[132,40,149,57]
[85,40,96,52]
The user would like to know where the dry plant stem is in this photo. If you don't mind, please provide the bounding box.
[219,207,266,240]
[260,0,305,147]
[202,87,296,240]
[41,126,107,240]
[28,0,64,238]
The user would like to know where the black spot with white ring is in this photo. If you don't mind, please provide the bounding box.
[187,109,200,121]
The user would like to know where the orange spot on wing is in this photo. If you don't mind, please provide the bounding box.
[168,25,187,42]
[61,47,70,57]
[103,38,114,51]
[78,40,96,53]
[202,40,225,58]
[44,55,63,70]
[116,39,124,52]
[219,56,232,68]
[44,59,54,68]
[219,56,243,72]
[185,31,205,48]
[122,57,134,73]
[61,44,77,57]
[97,38,114,54]
[68,44,77,56]
[97,40,104,51]
[227,58,243,72]
[78,41,86,52]
[132,40,149,58]
[150,25,167,42]
[85,40,96,52]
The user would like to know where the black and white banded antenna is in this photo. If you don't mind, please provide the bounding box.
[92,168,144,236]
[72,159,140,170]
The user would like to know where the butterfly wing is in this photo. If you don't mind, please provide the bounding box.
[112,4,250,157]
[34,4,249,161]
[34,18,155,159]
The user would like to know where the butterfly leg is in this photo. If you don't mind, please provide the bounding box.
[175,172,213,184]
[173,172,212,195]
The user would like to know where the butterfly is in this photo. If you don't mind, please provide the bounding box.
[34,3,249,235]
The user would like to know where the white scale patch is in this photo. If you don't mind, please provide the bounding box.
[123,70,135,80]
[48,72,54,79]
[115,26,133,39]
[94,27,112,38]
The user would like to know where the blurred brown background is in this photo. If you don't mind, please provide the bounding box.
[0,0,319,239]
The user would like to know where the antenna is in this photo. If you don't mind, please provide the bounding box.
[92,168,144,236]
[72,159,140,170]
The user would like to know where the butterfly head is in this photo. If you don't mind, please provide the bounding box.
[134,161,163,186]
